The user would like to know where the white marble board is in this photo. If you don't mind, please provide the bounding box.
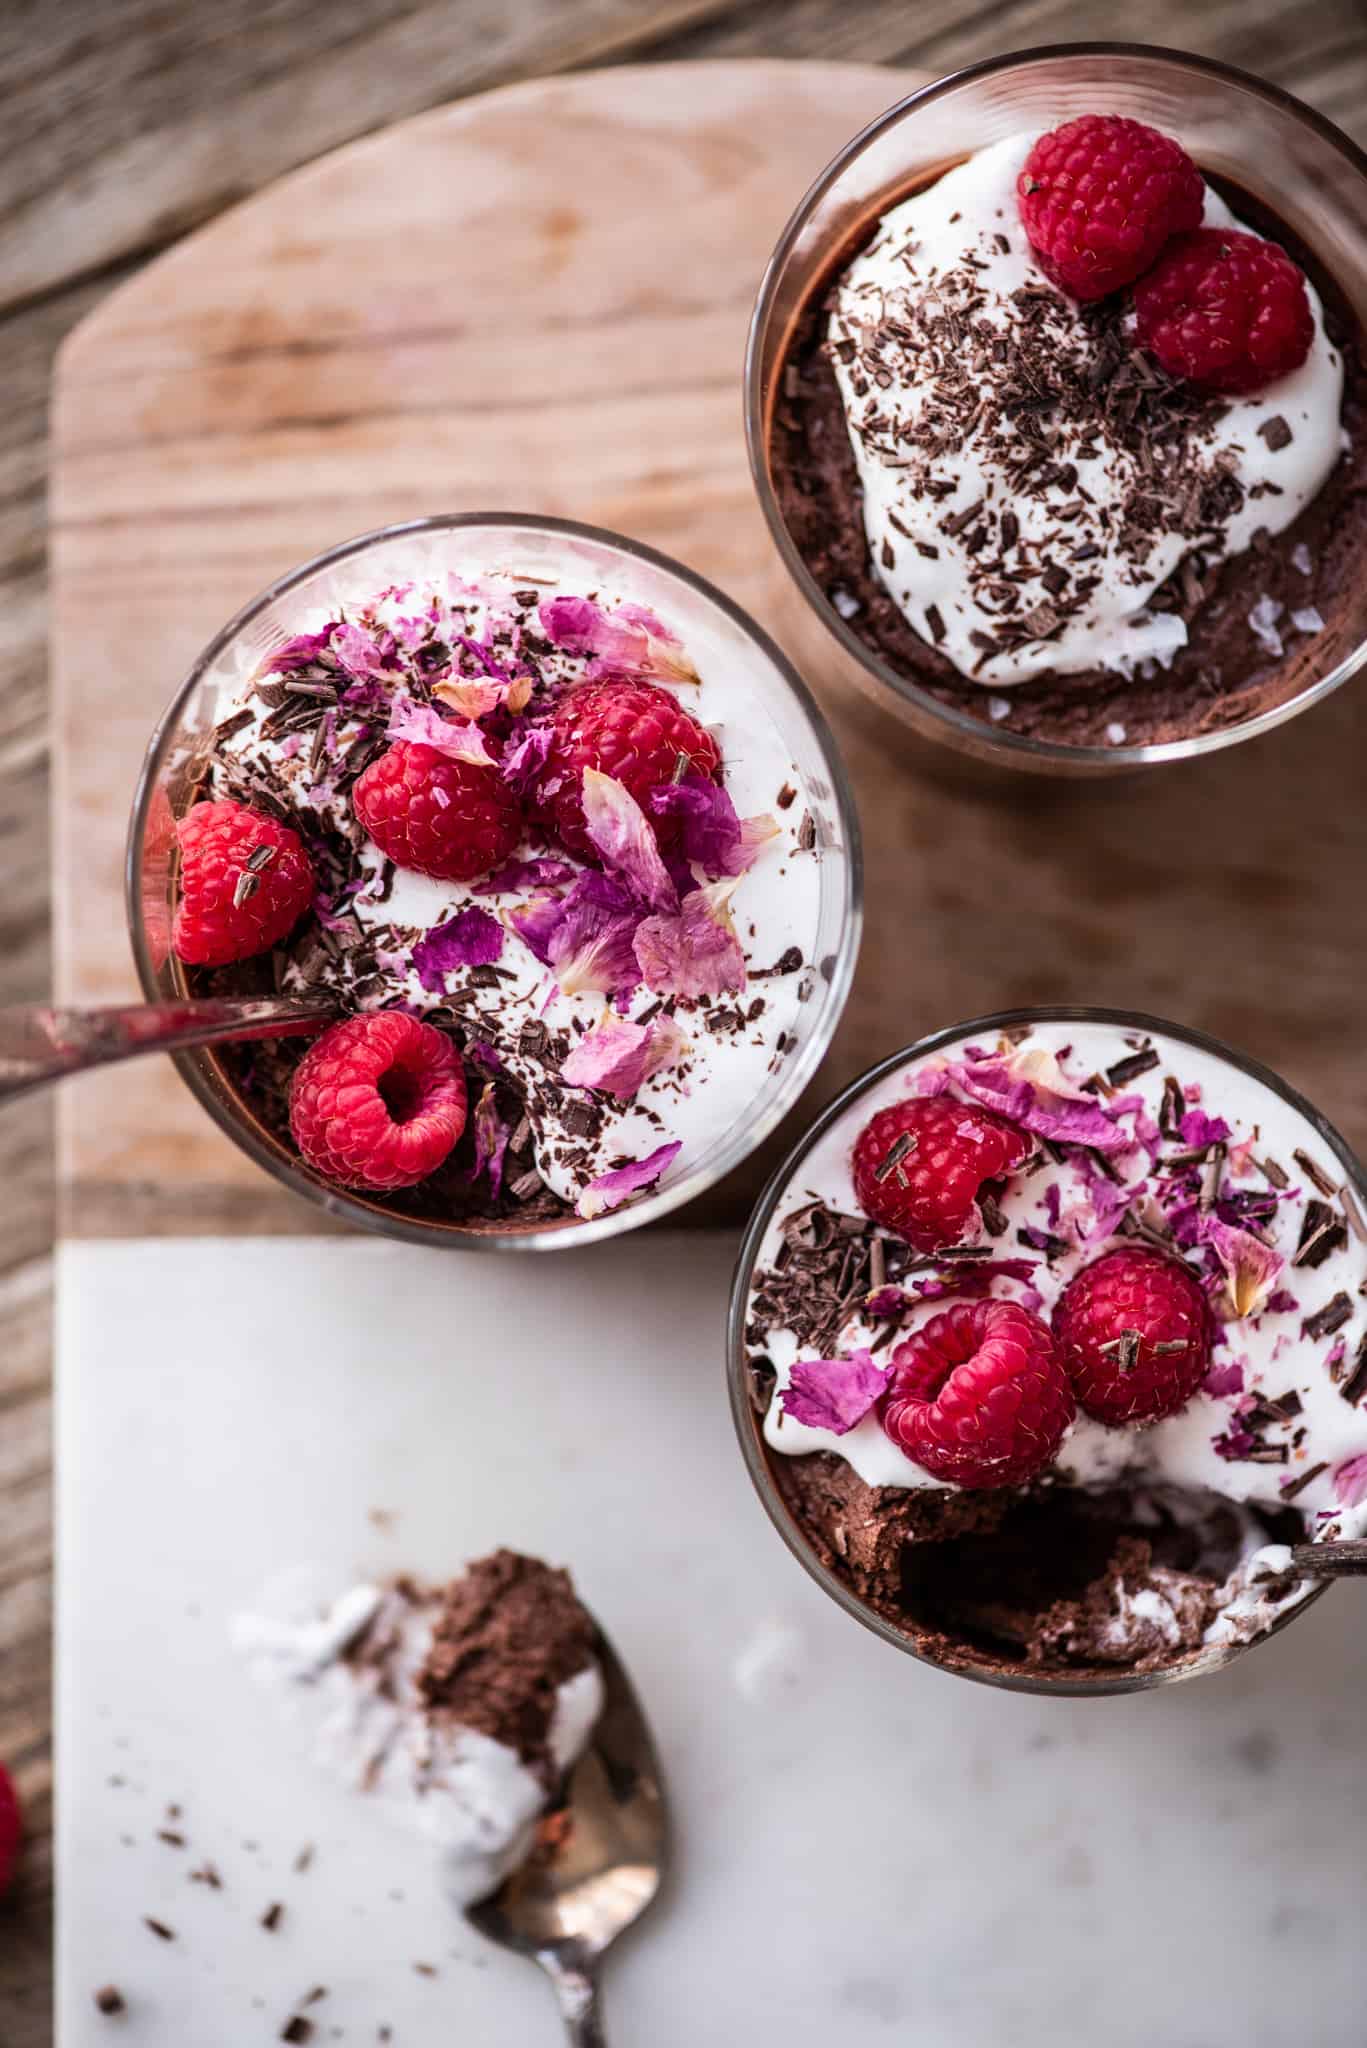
[57,1235,1366,2044]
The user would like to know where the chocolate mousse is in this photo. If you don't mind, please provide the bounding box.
[741,1017,1367,1682]
[768,124,1367,748]
[173,554,823,1229]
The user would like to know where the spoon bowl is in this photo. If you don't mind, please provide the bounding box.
[466,1625,667,2044]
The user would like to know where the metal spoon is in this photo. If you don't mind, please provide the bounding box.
[0,996,333,1103]
[1290,1541,1367,1577]
[466,1625,667,2045]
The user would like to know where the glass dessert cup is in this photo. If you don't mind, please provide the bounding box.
[727,1006,1367,1696]
[745,44,1367,778]
[127,513,862,1250]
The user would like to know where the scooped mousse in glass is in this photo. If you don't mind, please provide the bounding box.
[131,517,859,1246]
[750,49,1367,766]
[733,1011,1367,1691]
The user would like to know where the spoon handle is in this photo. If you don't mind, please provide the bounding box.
[547,1961,607,2046]
[0,997,333,1103]
[1290,1541,1367,1577]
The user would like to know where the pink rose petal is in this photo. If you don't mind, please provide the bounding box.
[634,880,747,999]
[580,769,678,914]
[433,673,533,718]
[539,596,700,685]
[385,695,495,767]
[576,1139,682,1219]
[467,1081,510,1198]
[1200,1216,1285,1320]
[779,1350,891,1435]
[1333,1452,1367,1510]
[560,1011,687,1098]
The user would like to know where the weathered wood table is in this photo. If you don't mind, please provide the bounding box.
[4,5,1366,2038]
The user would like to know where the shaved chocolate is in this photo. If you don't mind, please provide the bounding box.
[1293,1148,1339,1199]
[143,1918,175,1942]
[260,1902,284,1932]
[1294,1199,1348,1268]
[94,1987,127,2016]
[1340,1336,1367,1408]
[1280,1460,1328,1501]
[1106,1047,1159,1087]
[1257,415,1293,451]
[1301,1292,1353,1341]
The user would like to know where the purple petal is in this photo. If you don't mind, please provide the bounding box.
[951,1054,1130,1153]
[634,881,747,999]
[539,596,700,685]
[411,906,504,992]
[779,1350,891,1435]
[467,1081,511,1198]
[576,1139,682,1219]
[333,621,400,680]
[580,770,677,913]
[1180,1110,1232,1148]
[472,855,579,898]
[648,778,779,880]
[265,625,339,673]
[1202,1357,1246,1397]
[500,723,554,794]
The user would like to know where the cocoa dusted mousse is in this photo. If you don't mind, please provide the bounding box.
[769,115,1366,747]
[234,1549,605,1902]
[742,1019,1367,1682]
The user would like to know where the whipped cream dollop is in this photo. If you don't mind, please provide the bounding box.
[827,134,1346,685]
[209,552,826,1216]
[235,1567,603,1905]
[751,1020,1367,1646]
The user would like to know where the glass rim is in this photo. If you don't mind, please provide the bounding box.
[125,510,864,1252]
[726,1003,1363,1695]
[744,40,1367,772]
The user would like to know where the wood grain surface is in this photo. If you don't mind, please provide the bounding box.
[9,5,1367,2038]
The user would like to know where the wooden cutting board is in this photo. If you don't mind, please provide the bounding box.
[50,58,1367,1242]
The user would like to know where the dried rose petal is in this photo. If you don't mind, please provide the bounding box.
[467,1081,511,1198]
[1333,1453,1367,1510]
[385,696,495,767]
[1200,1216,1285,1319]
[779,1350,891,1435]
[472,856,578,897]
[560,1011,687,1098]
[576,1139,682,1219]
[648,777,779,879]
[634,880,746,999]
[509,872,643,999]
[539,596,700,685]
[411,906,504,991]
[948,1049,1132,1153]
[433,673,533,719]
[580,769,678,913]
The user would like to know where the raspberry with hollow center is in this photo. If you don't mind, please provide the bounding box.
[172,799,315,966]
[1052,1245,1212,1425]
[353,740,523,883]
[1017,114,1204,302]
[1132,227,1314,395]
[881,1300,1075,1489]
[289,1012,468,1191]
[537,680,721,861]
[0,1765,21,1896]
[851,1097,1032,1252]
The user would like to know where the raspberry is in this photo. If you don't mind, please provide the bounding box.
[1018,114,1204,302]
[537,681,721,860]
[289,1012,467,1190]
[172,799,315,966]
[1052,1245,1212,1425]
[851,1097,1031,1253]
[353,741,523,883]
[1133,227,1314,395]
[0,1765,21,1896]
[882,1300,1074,1489]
